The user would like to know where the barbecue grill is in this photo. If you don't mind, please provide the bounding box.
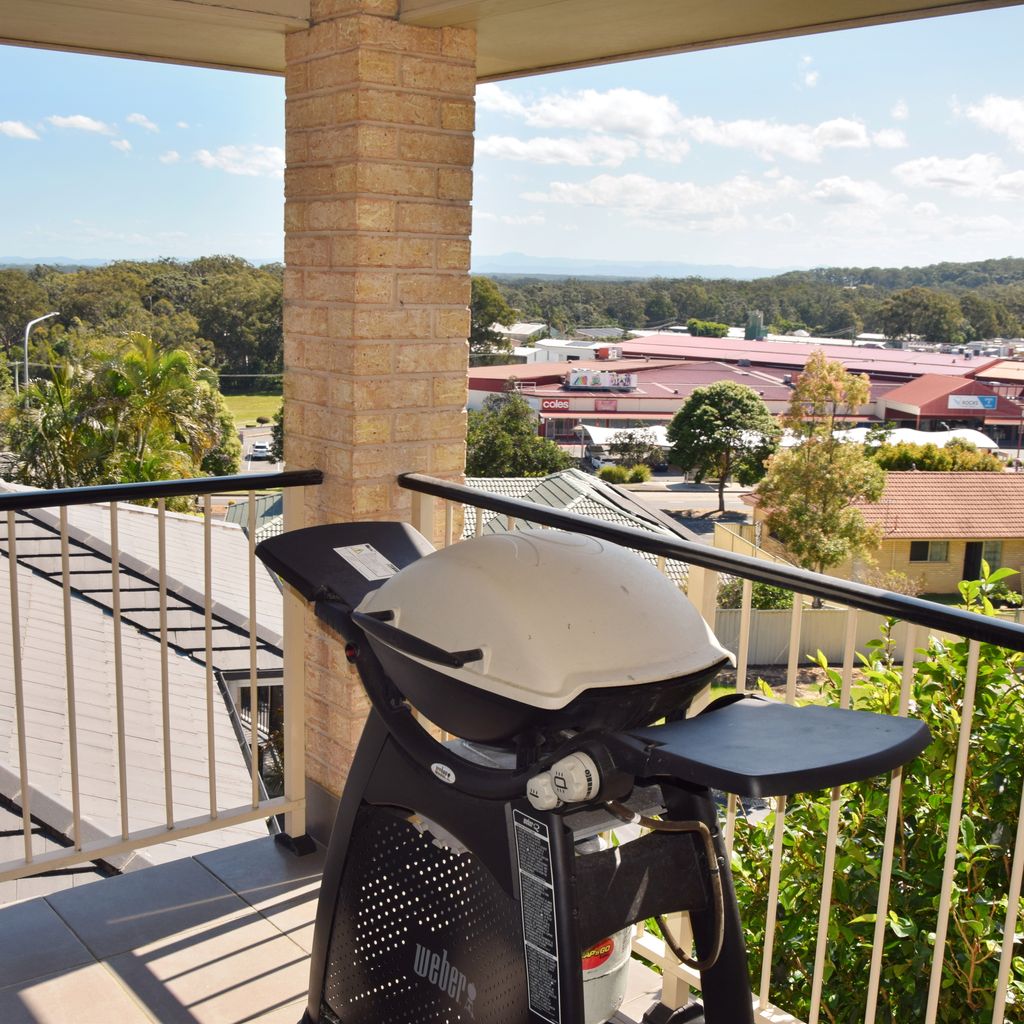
[258,520,930,1024]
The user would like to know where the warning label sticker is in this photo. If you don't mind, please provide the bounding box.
[333,544,399,581]
[514,810,560,1024]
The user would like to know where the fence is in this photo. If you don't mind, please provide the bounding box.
[399,471,1024,1024]
[0,469,320,883]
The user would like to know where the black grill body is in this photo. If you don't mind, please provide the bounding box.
[258,521,931,1024]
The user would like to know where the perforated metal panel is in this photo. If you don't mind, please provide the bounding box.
[321,805,529,1024]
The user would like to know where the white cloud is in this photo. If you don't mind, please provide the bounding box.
[475,84,527,117]
[476,85,900,167]
[964,95,1024,151]
[523,172,797,219]
[47,114,114,134]
[892,153,1024,198]
[813,118,871,149]
[176,121,190,129]
[194,144,284,178]
[126,112,159,133]
[0,120,39,140]
[891,99,909,121]
[159,149,181,164]
[524,88,684,139]
[809,176,895,207]
[872,128,908,149]
[476,211,546,226]
[803,70,820,88]
[110,138,132,152]
[476,134,639,167]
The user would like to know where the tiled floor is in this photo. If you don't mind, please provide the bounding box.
[0,836,665,1024]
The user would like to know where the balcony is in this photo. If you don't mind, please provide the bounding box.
[1,470,1022,1023]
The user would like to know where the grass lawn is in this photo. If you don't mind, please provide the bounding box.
[223,394,281,428]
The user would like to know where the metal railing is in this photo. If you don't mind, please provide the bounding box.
[398,472,1024,1024]
[0,469,321,883]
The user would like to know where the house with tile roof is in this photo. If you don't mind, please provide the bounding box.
[850,472,1024,594]
[748,471,1024,595]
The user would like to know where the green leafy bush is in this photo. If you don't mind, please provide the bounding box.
[598,464,630,484]
[627,464,652,483]
[717,578,794,609]
[732,562,1024,1022]
[686,317,730,338]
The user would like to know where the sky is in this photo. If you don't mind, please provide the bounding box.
[1,5,1024,271]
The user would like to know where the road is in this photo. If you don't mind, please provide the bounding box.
[626,479,753,516]
[237,424,280,475]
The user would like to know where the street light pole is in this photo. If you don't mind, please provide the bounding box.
[23,311,59,384]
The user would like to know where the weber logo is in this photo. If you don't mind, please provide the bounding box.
[412,943,476,1015]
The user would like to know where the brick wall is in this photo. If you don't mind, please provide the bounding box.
[283,0,475,797]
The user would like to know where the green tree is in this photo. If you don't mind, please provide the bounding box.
[466,392,573,477]
[667,381,780,513]
[734,565,1024,1022]
[879,287,965,345]
[6,335,239,489]
[869,438,1004,472]
[470,276,515,353]
[270,402,284,464]
[608,428,666,469]
[756,351,884,576]
[686,318,730,338]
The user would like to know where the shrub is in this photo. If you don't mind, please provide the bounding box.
[732,562,1024,1022]
[686,318,730,338]
[717,578,794,609]
[627,464,652,483]
[256,415,271,424]
[598,465,630,484]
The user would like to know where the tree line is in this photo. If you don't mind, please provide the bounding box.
[486,256,1024,344]
[0,256,283,384]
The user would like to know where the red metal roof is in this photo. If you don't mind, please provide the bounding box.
[881,374,1019,418]
[619,335,993,379]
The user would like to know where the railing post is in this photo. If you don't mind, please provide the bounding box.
[281,485,308,842]
[410,489,437,542]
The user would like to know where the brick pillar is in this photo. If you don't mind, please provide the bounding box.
[283,1,475,802]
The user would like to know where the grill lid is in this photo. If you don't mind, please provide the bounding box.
[356,531,733,711]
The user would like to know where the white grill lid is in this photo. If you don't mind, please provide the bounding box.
[356,531,733,710]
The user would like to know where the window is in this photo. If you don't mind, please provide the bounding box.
[982,540,1003,568]
[909,541,949,563]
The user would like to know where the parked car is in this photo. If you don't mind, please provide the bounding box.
[249,441,272,460]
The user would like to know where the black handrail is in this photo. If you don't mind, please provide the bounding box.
[0,469,323,513]
[398,472,1024,654]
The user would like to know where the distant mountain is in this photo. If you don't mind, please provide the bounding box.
[0,255,282,269]
[472,251,802,281]
[0,256,110,268]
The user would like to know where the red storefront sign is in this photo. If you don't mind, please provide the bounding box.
[594,398,618,413]
[541,398,571,412]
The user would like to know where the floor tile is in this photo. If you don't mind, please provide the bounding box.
[0,898,93,988]
[105,904,309,1024]
[46,857,242,960]
[197,837,325,953]
[0,963,153,1024]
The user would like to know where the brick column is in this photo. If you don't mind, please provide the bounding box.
[282,1,475,803]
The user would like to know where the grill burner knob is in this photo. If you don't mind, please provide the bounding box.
[527,772,561,811]
[551,752,601,804]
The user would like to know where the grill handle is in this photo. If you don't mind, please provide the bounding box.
[352,610,484,670]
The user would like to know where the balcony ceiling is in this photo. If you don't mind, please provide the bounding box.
[0,0,1019,77]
